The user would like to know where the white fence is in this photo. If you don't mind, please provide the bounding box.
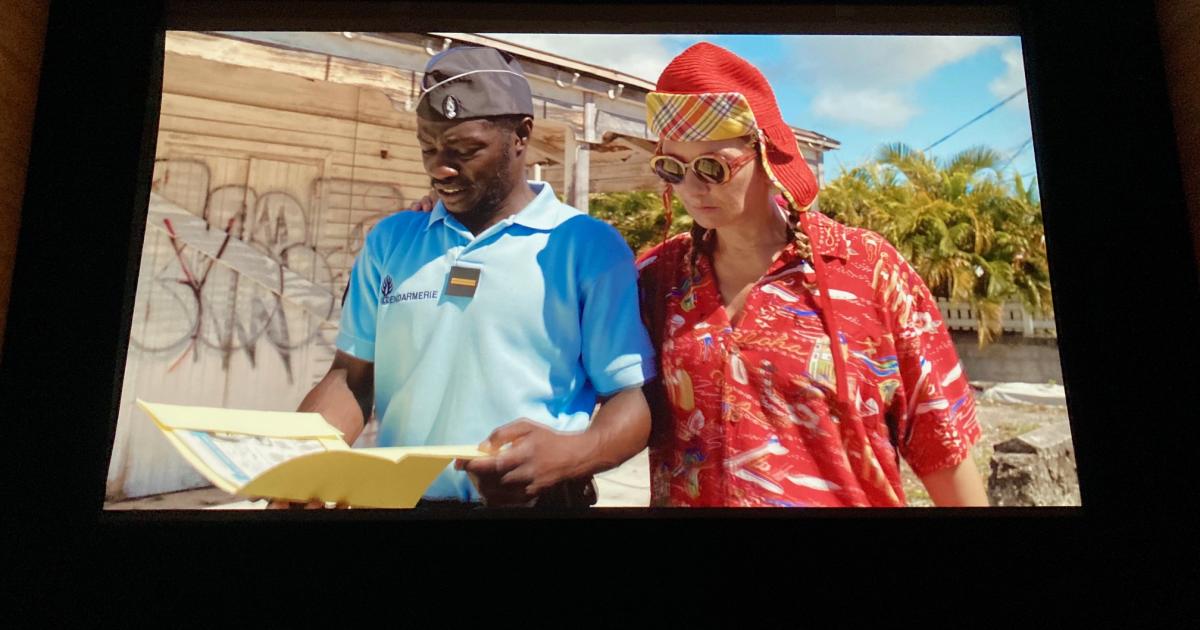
[936,298,1057,338]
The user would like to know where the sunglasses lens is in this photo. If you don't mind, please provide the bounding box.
[652,157,686,184]
[693,157,728,184]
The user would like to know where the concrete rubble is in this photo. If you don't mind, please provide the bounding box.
[987,421,1080,506]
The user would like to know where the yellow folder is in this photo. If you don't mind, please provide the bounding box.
[137,399,488,508]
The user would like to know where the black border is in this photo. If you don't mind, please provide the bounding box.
[6,0,1198,617]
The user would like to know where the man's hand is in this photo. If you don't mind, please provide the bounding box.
[264,499,350,509]
[265,499,325,510]
[407,190,438,212]
[457,419,596,506]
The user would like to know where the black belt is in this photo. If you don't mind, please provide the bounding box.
[414,498,484,510]
[415,477,597,510]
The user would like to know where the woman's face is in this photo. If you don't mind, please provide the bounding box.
[659,137,770,230]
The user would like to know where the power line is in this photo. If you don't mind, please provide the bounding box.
[1000,135,1033,172]
[923,88,1027,153]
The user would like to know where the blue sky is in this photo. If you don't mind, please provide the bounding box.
[482,34,1038,189]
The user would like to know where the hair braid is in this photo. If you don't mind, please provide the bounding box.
[687,221,711,281]
[757,130,814,261]
[785,203,813,261]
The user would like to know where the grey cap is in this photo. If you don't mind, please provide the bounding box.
[416,46,534,122]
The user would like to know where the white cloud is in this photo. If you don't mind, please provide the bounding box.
[479,33,687,84]
[478,34,1026,132]
[811,88,921,129]
[789,35,1008,88]
[786,35,1010,129]
[989,47,1030,111]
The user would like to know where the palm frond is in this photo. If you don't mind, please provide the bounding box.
[945,145,1004,176]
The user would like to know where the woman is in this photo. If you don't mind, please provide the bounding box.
[636,42,988,507]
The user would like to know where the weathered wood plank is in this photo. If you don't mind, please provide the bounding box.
[327,56,420,95]
[156,130,333,166]
[326,163,430,188]
[161,92,357,139]
[165,30,330,81]
[162,51,361,121]
[158,114,357,153]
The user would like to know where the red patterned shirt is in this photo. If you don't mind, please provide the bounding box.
[636,211,981,507]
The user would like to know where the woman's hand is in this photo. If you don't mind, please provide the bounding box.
[407,190,438,212]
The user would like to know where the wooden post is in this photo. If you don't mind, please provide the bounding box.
[563,129,576,203]
[572,92,595,214]
[573,144,590,213]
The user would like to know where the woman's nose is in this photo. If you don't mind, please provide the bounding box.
[678,168,711,194]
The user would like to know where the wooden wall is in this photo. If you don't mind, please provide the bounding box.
[109,32,653,498]
[0,0,49,361]
[109,35,458,498]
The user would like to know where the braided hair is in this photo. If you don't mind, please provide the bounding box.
[686,219,713,283]
[784,203,814,261]
[683,135,814,282]
[761,129,814,263]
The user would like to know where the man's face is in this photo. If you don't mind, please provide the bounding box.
[416,117,521,219]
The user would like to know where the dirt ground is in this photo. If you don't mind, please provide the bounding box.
[104,398,1072,510]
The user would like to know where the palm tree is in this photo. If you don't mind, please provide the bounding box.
[820,143,1050,347]
[589,190,692,255]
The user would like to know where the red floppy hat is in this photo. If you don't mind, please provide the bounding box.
[647,41,819,213]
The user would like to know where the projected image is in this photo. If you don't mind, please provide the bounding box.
[105,31,1077,510]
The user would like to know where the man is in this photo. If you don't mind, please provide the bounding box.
[272,45,655,509]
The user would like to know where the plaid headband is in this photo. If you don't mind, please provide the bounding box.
[645,90,812,214]
[646,92,758,141]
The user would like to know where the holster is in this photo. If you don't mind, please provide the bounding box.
[532,476,598,509]
[415,477,598,509]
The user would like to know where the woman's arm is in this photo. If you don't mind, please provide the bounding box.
[872,238,986,505]
[919,455,989,507]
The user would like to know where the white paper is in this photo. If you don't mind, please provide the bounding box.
[176,430,326,484]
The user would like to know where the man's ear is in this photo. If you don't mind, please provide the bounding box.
[510,116,534,161]
[515,116,534,144]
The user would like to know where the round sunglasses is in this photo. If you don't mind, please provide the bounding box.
[649,147,758,185]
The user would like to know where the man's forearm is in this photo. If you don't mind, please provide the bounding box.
[297,368,369,445]
[570,387,651,478]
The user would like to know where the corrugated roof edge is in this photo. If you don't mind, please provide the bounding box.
[428,32,660,90]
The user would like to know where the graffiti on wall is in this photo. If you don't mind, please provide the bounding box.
[131,158,404,382]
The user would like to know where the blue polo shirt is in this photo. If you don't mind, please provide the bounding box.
[335,181,656,501]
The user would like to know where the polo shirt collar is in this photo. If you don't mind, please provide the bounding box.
[509,182,563,230]
[425,200,451,232]
[424,181,564,233]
